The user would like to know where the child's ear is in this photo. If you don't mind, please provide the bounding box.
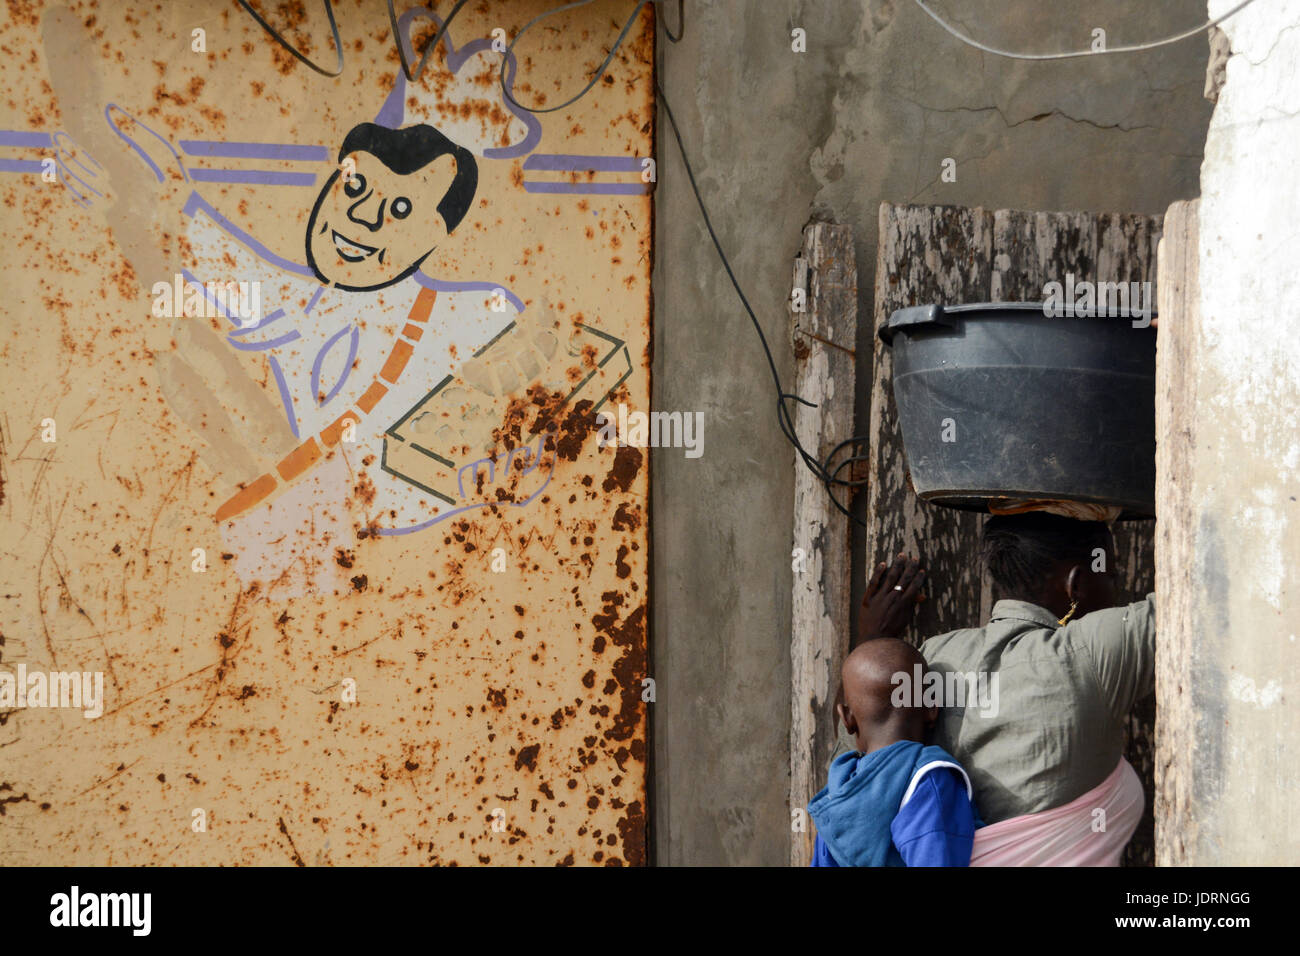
[835,701,855,735]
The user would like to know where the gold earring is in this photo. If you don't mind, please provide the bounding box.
[1058,600,1078,628]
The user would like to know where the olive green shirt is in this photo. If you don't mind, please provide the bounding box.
[920,595,1156,824]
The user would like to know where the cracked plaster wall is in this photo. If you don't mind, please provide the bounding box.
[1165,0,1300,864]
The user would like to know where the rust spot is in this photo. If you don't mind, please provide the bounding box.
[601,445,642,494]
[514,744,540,772]
[0,783,32,816]
[617,801,647,867]
[352,472,377,507]
[612,503,641,531]
[554,399,599,462]
[591,593,648,746]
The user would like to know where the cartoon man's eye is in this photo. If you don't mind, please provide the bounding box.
[344,173,366,198]
[391,197,412,220]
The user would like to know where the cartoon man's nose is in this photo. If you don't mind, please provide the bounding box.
[347,193,387,232]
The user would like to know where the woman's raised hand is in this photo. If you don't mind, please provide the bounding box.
[858,554,926,642]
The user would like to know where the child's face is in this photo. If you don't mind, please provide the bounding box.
[306,150,456,291]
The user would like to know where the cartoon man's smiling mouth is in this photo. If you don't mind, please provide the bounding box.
[331,229,383,263]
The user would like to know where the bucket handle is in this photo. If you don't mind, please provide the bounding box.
[880,304,954,345]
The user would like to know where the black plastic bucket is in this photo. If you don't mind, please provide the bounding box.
[879,302,1156,518]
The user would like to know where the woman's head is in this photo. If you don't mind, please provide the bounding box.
[980,512,1117,618]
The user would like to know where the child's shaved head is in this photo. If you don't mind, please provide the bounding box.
[837,638,936,754]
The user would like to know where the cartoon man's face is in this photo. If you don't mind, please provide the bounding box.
[306,149,457,291]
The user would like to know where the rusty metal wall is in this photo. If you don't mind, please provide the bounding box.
[1,0,652,866]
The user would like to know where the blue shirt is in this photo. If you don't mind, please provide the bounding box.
[808,742,979,867]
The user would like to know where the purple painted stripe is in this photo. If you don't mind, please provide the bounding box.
[311,324,360,408]
[269,356,300,440]
[190,168,317,187]
[322,326,360,405]
[105,103,186,184]
[484,46,544,161]
[55,150,104,198]
[375,466,555,536]
[304,285,325,314]
[53,132,103,178]
[179,268,252,326]
[0,131,52,148]
[522,154,643,173]
[56,166,102,202]
[228,329,301,351]
[523,181,649,196]
[182,191,315,277]
[228,308,287,338]
[413,274,525,313]
[387,10,543,162]
[180,140,329,161]
[0,159,45,173]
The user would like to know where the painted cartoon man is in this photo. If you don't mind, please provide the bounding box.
[183,117,546,539]
[43,4,564,570]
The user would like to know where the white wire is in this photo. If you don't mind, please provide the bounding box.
[913,0,1260,60]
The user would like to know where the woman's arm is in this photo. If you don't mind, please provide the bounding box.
[1070,593,1157,721]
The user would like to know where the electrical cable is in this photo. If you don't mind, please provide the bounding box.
[913,0,1259,60]
[499,0,653,114]
[386,0,474,83]
[237,0,344,77]
[662,0,685,42]
[655,78,870,525]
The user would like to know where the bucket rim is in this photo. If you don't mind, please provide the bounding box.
[880,300,1159,346]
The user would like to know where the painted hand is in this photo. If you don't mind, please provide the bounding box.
[453,426,557,512]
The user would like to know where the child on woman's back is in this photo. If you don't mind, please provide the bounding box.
[809,638,980,866]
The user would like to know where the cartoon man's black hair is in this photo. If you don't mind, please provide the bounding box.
[338,122,478,232]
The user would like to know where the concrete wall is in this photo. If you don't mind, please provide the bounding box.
[1156,0,1300,865]
[652,0,1214,865]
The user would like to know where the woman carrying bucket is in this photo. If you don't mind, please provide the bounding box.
[860,514,1154,866]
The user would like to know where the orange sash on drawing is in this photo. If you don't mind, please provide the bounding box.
[214,287,436,522]
[970,758,1143,867]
